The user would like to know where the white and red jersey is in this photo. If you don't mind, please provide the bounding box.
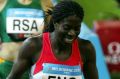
[30,33,84,79]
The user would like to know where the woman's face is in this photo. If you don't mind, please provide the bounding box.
[54,15,81,44]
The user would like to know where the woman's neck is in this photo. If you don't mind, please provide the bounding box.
[50,32,72,51]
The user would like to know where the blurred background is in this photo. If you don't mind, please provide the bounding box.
[0,0,120,79]
[77,0,120,79]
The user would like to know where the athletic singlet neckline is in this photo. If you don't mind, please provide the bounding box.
[33,33,83,75]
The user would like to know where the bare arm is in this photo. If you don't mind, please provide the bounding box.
[79,39,98,79]
[83,41,98,79]
[7,37,40,79]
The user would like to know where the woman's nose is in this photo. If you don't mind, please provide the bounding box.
[68,29,76,36]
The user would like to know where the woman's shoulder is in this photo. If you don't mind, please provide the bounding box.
[77,38,96,63]
[77,38,92,47]
[23,34,43,50]
[17,34,43,64]
[24,34,42,42]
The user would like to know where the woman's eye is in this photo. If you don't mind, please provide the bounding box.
[75,27,80,31]
[63,26,70,30]
[74,26,80,31]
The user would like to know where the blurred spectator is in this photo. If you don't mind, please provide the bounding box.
[0,0,54,79]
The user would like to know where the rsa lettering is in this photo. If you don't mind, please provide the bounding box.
[13,19,38,31]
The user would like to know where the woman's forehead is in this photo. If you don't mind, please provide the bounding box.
[61,15,81,24]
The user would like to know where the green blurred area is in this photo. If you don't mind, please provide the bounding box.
[76,0,120,28]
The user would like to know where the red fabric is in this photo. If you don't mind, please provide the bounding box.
[34,33,83,74]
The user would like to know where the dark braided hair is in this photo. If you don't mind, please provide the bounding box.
[46,0,84,32]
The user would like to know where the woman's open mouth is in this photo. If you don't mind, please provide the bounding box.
[64,35,75,43]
